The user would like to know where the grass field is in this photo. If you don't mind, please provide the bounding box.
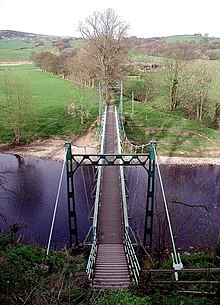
[0,38,82,62]
[123,56,220,157]
[165,34,220,43]
[122,97,220,157]
[0,35,219,157]
[0,65,99,143]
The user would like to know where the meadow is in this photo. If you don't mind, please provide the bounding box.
[0,34,219,157]
[0,38,82,62]
[122,98,220,157]
[0,65,99,143]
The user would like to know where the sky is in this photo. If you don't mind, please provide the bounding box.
[0,0,219,38]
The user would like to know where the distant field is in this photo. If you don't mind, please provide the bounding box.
[128,53,164,64]
[0,38,82,62]
[0,65,99,143]
[165,34,220,43]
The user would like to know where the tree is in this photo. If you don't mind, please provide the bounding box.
[78,8,129,96]
[213,102,220,129]
[34,52,54,73]
[0,74,35,144]
[68,48,98,87]
[179,62,212,122]
[52,38,71,54]
[162,42,198,110]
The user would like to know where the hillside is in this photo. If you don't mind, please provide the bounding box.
[0,30,82,62]
[0,29,71,40]
[1,30,220,62]
[129,34,220,61]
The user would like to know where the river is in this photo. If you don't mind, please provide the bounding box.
[0,153,219,253]
[0,153,95,249]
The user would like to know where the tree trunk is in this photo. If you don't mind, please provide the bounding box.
[170,78,178,110]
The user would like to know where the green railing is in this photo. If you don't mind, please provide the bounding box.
[115,107,141,285]
[124,228,141,284]
[86,107,107,279]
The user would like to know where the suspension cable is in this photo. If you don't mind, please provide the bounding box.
[153,146,183,279]
[46,150,66,256]
[120,121,151,153]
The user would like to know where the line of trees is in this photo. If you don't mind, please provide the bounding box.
[34,9,129,95]
[24,9,220,129]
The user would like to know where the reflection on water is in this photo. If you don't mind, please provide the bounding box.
[126,164,220,252]
[0,153,95,249]
[0,153,220,252]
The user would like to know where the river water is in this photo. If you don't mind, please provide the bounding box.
[126,164,220,252]
[0,153,95,249]
[0,153,219,252]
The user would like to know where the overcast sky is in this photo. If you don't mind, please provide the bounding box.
[0,0,219,38]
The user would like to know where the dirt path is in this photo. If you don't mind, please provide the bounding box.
[0,61,32,66]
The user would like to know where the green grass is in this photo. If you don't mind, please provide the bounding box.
[128,52,164,64]
[70,38,84,49]
[165,34,220,43]
[122,55,220,158]
[0,65,99,143]
[0,39,50,61]
[0,38,83,62]
[0,233,218,305]
[123,99,220,157]
[1,37,220,157]
[0,233,89,304]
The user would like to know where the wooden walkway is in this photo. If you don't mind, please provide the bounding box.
[93,105,131,288]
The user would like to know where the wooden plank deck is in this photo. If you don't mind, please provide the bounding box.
[93,105,131,288]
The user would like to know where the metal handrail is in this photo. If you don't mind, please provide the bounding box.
[124,228,141,284]
[115,108,141,285]
[120,120,151,153]
[86,235,97,279]
[86,107,107,279]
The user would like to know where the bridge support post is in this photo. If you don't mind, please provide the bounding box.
[98,82,103,126]
[144,140,156,249]
[65,141,79,247]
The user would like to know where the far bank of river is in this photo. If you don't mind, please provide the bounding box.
[0,137,220,165]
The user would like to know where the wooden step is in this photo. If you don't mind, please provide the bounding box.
[93,243,131,289]
[93,278,131,284]
[93,283,130,289]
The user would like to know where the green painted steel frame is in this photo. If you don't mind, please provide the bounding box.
[71,153,150,174]
[66,142,79,247]
[65,141,156,248]
[144,142,156,249]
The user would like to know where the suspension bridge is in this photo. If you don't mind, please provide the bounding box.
[62,90,183,289]
[46,88,220,290]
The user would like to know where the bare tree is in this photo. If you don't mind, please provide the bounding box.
[78,8,129,96]
[180,62,212,121]
[0,74,35,144]
[69,48,97,87]
[162,42,198,110]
